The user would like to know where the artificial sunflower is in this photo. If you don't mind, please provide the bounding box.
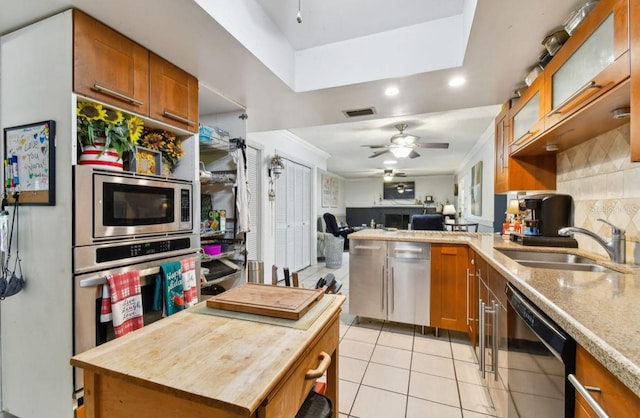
[141,132,165,151]
[77,101,106,121]
[128,116,144,144]
[103,107,124,124]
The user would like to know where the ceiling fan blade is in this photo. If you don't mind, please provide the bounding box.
[415,142,450,149]
[409,150,420,159]
[369,149,390,158]
[396,172,407,177]
[362,144,388,149]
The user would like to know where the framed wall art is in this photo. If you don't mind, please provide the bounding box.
[3,120,56,205]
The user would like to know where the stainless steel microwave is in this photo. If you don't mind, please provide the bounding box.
[74,166,193,246]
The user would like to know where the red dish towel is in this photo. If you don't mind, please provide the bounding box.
[181,257,198,308]
[102,271,144,338]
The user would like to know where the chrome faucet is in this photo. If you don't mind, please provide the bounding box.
[558,219,626,264]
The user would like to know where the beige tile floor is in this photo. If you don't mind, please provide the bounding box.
[296,252,499,418]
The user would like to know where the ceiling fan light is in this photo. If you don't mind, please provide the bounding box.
[390,133,418,146]
[390,146,412,158]
[383,174,393,182]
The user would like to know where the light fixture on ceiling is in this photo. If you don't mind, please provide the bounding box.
[296,0,302,23]
[385,86,399,96]
[383,169,394,182]
[448,76,466,87]
[383,160,397,165]
[390,146,412,159]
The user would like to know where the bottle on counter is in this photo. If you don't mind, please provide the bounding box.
[370,218,376,229]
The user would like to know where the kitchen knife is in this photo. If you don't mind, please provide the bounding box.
[292,272,299,288]
[283,267,290,287]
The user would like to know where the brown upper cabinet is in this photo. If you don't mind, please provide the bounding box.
[508,0,632,157]
[150,53,199,133]
[73,10,198,133]
[494,101,556,193]
[73,10,149,115]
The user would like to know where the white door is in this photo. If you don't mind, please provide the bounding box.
[274,158,312,275]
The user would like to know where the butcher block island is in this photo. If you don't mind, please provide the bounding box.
[71,288,345,418]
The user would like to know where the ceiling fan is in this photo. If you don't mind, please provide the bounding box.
[363,123,449,159]
[382,169,406,181]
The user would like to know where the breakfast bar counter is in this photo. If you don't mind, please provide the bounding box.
[71,292,345,418]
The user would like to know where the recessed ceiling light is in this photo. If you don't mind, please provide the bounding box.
[448,77,466,87]
[385,87,399,96]
[383,160,397,165]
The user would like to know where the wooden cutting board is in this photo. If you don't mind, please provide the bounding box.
[206,283,324,320]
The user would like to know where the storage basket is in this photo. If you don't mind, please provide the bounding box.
[324,235,344,268]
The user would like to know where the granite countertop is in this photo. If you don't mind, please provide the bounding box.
[350,229,640,397]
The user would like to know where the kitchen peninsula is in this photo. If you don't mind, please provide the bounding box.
[71,293,345,418]
[349,229,640,408]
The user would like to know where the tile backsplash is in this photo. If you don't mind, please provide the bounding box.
[556,123,640,264]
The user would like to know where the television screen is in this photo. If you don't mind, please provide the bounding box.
[383,181,415,200]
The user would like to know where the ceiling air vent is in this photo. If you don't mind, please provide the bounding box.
[343,107,376,118]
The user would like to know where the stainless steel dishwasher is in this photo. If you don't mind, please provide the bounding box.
[387,241,430,326]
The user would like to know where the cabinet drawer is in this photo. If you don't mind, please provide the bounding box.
[574,345,640,417]
[259,317,339,417]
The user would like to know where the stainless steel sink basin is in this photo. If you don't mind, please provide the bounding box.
[514,260,617,273]
[497,249,596,264]
[496,249,619,273]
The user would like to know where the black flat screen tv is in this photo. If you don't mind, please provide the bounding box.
[383,181,415,200]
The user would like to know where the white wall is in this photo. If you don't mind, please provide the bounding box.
[454,122,495,231]
[0,11,74,417]
[344,175,456,208]
[248,130,330,275]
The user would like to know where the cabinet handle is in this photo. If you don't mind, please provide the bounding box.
[162,110,196,126]
[549,81,602,116]
[390,267,395,314]
[568,374,609,418]
[492,301,499,381]
[354,245,381,251]
[92,84,144,106]
[466,268,470,326]
[394,247,422,253]
[514,128,540,146]
[381,267,385,312]
[305,351,331,379]
[479,300,485,377]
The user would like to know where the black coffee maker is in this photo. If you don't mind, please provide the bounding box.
[510,194,578,247]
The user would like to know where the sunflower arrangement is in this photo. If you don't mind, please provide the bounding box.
[77,101,144,158]
[139,127,185,173]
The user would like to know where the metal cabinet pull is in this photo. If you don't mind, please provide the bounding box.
[549,81,601,116]
[466,268,470,325]
[92,84,144,106]
[568,374,609,418]
[479,300,485,377]
[354,245,381,251]
[394,247,422,253]
[162,110,196,126]
[381,267,385,312]
[492,301,499,381]
[390,267,395,313]
[305,351,331,379]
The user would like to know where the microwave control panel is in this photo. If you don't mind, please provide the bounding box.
[96,237,192,263]
[181,188,191,223]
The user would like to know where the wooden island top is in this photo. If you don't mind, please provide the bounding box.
[71,291,345,418]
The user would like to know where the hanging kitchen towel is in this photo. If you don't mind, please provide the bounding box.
[158,261,185,316]
[181,257,198,308]
[100,284,112,323]
[106,271,143,338]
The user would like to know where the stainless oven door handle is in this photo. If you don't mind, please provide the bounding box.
[479,300,485,377]
[79,265,162,287]
[492,301,499,381]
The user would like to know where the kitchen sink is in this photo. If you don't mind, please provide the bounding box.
[497,249,619,273]
[497,249,596,264]
[514,260,617,273]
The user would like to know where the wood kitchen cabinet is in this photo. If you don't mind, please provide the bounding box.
[467,249,478,348]
[574,345,640,417]
[73,10,198,132]
[150,53,199,133]
[631,0,640,162]
[430,244,469,333]
[543,0,629,132]
[494,101,556,193]
[73,10,149,115]
[510,74,545,153]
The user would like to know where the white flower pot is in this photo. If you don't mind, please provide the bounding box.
[78,142,123,171]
